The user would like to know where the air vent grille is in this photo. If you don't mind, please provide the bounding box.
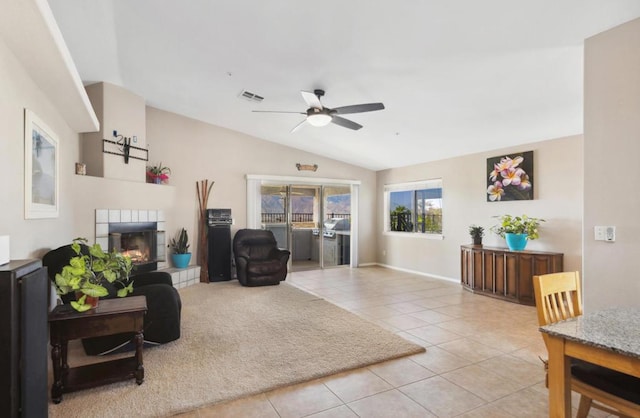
[239,90,264,102]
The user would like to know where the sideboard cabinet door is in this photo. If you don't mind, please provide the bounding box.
[460,246,563,305]
[460,247,472,288]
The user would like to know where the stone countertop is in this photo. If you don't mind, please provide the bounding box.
[540,307,640,359]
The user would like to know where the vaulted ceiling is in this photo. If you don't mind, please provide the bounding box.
[48,0,640,170]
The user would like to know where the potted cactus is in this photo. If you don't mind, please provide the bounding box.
[170,228,191,268]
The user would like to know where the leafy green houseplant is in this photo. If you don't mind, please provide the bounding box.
[468,225,484,245]
[146,162,171,184]
[491,214,544,239]
[491,214,545,251]
[170,228,191,268]
[53,238,134,312]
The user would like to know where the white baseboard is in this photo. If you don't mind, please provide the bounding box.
[373,262,459,284]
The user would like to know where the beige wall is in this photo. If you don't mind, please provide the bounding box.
[145,107,378,265]
[82,82,147,181]
[584,17,640,310]
[15,5,629,289]
[0,38,82,258]
[0,37,179,259]
[376,135,583,281]
[1,34,376,265]
[0,25,583,278]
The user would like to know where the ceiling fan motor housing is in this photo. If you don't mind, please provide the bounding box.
[307,108,333,117]
[306,107,333,126]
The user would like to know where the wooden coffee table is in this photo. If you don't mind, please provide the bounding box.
[48,296,147,403]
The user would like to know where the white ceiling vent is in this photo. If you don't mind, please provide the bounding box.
[239,90,264,103]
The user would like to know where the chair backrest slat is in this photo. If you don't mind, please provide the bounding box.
[533,271,583,349]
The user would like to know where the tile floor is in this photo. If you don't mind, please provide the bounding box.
[175,266,612,418]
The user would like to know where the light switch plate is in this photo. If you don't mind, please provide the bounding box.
[594,226,605,240]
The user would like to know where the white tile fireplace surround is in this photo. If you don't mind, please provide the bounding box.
[95,208,166,257]
[95,209,200,289]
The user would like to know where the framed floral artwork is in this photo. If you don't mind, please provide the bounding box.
[24,109,59,218]
[486,150,533,201]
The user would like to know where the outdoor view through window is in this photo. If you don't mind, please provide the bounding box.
[388,180,442,234]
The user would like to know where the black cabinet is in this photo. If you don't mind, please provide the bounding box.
[0,260,48,417]
[208,225,231,281]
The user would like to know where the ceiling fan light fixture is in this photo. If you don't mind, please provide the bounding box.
[307,113,332,127]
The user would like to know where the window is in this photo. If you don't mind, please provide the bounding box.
[385,179,442,235]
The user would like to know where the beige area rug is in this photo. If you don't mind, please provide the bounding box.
[48,282,424,417]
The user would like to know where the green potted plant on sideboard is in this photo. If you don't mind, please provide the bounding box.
[53,238,134,312]
[468,225,484,246]
[491,214,545,251]
[170,228,191,268]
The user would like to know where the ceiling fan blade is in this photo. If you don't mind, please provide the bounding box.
[332,103,385,115]
[301,91,323,109]
[252,110,306,114]
[331,116,362,130]
[290,119,307,133]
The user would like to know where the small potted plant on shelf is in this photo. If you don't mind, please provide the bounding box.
[468,225,484,246]
[170,228,191,268]
[146,162,171,184]
[491,214,545,251]
[53,238,134,312]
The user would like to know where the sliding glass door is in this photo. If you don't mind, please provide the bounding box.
[290,186,321,271]
[258,181,353,271]
[322,185,351,268]
[260,184,289,250]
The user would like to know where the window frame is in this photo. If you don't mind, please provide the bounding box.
[383,179,444,240]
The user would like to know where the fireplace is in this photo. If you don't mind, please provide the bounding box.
[95,209,166,274]
[109,222,158,272]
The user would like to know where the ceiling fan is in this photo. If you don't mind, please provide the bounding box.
[252,89,385,132]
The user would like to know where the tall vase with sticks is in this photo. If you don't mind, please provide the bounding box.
[196,180,214,283]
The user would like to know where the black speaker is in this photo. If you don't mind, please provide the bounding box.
[0,260,48,418]
[208,225,231,281]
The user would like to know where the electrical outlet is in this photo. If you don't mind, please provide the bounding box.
[594,226,616,242]
[133,135,137,143]
[605,226,616,242]
[113,130,118,137]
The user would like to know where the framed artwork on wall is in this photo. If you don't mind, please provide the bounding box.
[486,150,533,202]
[24,109,59,218]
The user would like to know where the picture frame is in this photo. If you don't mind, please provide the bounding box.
[24,109,59,218]
[486,150,534,202]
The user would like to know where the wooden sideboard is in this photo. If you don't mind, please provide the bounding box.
[460,245,563,305]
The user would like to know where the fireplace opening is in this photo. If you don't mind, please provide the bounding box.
[109,222,160,273]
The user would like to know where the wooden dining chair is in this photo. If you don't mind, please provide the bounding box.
[533,271,640,418]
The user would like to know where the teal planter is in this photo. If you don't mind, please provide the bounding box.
[505,233,528,251]
[172,253,192,268]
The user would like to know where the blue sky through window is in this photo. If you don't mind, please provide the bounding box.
[390,191,412,211]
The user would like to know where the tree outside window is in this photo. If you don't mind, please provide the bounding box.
[387,181,442,234]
